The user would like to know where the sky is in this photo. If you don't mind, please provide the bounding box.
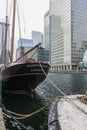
[0,0,49,38]
[21,0,49,37]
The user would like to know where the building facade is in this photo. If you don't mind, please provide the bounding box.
[32,31,43,46]
[36,47,49,62]
[50,0,87,70]
[16,38,33,60]
[44,10,50,62]
[17,38,33,48]
[44,11,50,51]
[0,22,10,64]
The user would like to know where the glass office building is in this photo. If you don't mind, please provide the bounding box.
[50,0,87,70]
[16,38,33,60]
[18,38,33,48]
[44,10,50,51]
[32,31,43,46]
[44,10,50,62]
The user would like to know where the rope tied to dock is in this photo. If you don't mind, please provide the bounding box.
[2,105,30,130]
[3,99,51,120]
[39,62,66,96]
[39,62,87,116]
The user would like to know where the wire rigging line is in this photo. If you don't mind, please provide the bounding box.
[17,0,30,38]
[8,1,13,23]
[17,0,22,42]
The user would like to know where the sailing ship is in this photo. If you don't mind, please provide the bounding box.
[1,0,50,96]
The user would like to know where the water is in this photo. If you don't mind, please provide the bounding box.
[2,72,87,130]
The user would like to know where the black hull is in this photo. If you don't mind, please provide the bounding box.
[2,62,50,95]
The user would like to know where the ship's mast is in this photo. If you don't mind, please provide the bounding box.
[10,0,16,62]
[4,0,8,65]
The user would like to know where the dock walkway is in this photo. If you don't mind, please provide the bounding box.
[0,107,6,130]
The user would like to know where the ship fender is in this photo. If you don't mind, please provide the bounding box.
[48,98,61,130]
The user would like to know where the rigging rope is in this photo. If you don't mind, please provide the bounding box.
[17,0,30,38]
[17,1,21,42]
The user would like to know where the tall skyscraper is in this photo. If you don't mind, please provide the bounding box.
[50,0,87,70]
[44,10,50,51]
[44,10,50,62]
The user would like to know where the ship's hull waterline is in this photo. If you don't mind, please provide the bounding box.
[2,62,50,96]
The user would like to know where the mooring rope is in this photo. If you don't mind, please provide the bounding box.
[39,62,87,115]
[3,99,51,120]
[2,106,30,130]
[39,62,66,96]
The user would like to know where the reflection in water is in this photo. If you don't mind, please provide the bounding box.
[2,92,47,130]
[2,73,87,130]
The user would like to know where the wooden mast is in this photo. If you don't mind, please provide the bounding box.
[10,0,16,62]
